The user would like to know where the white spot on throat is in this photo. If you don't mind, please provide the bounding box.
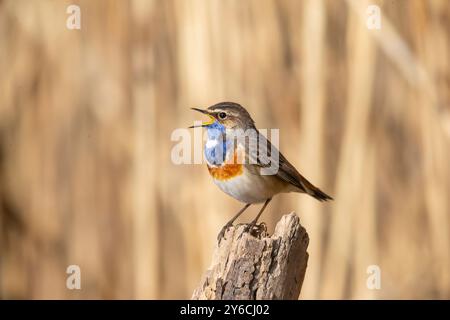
[206,139,218,148]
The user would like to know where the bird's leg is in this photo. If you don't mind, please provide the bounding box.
[217,203,251,242]
[242,198,272,237]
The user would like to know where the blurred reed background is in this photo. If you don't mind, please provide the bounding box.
[0,0,449,299]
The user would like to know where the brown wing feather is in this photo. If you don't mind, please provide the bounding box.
[245,128,333,202]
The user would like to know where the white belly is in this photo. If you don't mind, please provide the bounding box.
[211,168,288,204]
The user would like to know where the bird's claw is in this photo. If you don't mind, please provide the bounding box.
[218,222,268,243]
[217,223,233,243]
[252,222,267,238]
[238,222,267,240]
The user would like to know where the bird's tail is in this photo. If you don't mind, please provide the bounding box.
[297,175,333,202]
[308,185,333,202]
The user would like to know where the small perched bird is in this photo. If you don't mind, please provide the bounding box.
[190,102,332,241]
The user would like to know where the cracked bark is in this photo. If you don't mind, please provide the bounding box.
[192,213,309,300]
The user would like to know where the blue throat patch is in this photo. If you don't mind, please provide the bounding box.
[204,121,231,166]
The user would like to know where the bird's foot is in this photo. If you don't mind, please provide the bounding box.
[217,222,233,243]
[238,222,267,240]
[251,222,267,238]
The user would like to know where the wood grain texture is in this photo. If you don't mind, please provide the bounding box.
[192,213,309,300]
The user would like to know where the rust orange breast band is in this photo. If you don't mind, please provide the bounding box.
[207,151,243,181]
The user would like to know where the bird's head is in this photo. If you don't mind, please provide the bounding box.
[189,102,255,131]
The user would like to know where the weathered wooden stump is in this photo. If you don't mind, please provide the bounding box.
[192,212,309,300]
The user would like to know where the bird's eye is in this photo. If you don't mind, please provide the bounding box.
[218,112,227,120]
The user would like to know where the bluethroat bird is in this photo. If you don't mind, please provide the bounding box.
[190,102,332,241]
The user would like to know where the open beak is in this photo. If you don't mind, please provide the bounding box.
[189,108,216,128]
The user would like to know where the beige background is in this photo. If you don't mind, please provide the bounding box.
[0,0,449,299]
